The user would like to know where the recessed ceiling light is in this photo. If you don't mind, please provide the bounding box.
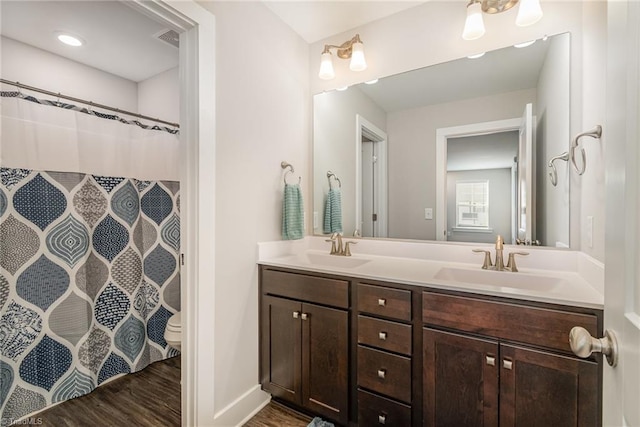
[56,33,83,47]
[467,52,486,59]
[514,40,536,48]
[365,79,379,85]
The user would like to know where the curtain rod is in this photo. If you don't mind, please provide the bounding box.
[0,78,179,128]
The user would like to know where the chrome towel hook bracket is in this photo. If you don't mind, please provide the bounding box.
[327,171,342,189]
[547,151,569,187]
[281,161,301,185]
[570,125,602,175]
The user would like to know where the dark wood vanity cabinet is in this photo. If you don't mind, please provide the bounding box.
[260,268,349,425]
[259,265,603,427]
[422,291,601,427]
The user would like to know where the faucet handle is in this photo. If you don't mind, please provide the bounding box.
[344,241,357,256]
[506,251,529,272]
[325,239,338,254]
[472,249,493,269]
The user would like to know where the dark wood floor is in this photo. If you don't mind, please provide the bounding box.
[33,356,181,427]
[243,401,312,427]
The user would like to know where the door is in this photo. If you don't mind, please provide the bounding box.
[603,1,640,425]
[261,296,302,405]
[517,103,534,243]
[361,139,377,237]
[500,344,598,427]
[423,328,499,427]
[301,303,349,425]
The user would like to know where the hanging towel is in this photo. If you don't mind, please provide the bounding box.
[323,188,343,234]
[307,417,335,427]
[282,183,304,240]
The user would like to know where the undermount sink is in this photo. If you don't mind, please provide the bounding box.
[299,252,371,268]
[434,267,565,291]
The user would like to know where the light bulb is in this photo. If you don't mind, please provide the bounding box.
[462,2,485,41]
[516,0,543,27]
[318,52,335,80]
[349,42,367,72]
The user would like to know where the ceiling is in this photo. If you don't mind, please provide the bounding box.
[0,1,426,83]
[263,1,427,43]
[356,37,551,112]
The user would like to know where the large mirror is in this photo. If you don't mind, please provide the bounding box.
[313,32,570,247]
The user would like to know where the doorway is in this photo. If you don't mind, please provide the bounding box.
[356,114,388,238]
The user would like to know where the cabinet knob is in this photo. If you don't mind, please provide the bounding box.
[377,369,386,379]
[378,298,386,307]
[486,356,495,366]
[569,326,618,367]
[293,311,299,319]
[378,331,387,341]
[378,414,386,425]
[301,313,308,320]
[503,359,513,370]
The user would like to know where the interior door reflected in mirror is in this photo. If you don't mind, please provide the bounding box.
[313,32,570,248]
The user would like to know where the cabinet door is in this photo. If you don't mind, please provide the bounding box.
[302,303,349,425]
[423,328,499,427]
[261,296,302,405]
[500,344,599,427]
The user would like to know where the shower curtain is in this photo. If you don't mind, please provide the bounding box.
[0,92,181,422]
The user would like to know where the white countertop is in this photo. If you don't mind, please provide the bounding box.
[257,237,604,310]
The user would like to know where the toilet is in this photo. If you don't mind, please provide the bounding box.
[164,312,182,351]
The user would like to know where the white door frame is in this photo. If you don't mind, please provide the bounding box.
[356,114,388,237]
[128,2,215,426]
[435,118,521,241]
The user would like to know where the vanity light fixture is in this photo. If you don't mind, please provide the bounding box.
[318,34,367,80]
[462,0,543,41]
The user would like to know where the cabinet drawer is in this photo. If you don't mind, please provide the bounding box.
[358,315,412,356]
[422,291,599,354]
[358,389,411,427]
[262,269,348,309]
[357,346,411,403]
[358,284,411,321]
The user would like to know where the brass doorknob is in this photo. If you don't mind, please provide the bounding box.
[569,326,618,367]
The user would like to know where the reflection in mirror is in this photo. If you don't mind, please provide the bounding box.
[313,32,570,247]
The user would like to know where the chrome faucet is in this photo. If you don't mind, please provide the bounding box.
[473,235,529,272]
[326,232,357,256]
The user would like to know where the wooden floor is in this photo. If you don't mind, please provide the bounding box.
[33,356,181,427]
[243,401,312,427]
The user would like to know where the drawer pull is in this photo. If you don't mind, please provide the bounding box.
[486,356,495,366]
[378,331,387,341]
[503,359,513,370]
[378,414,386,425]
[301,313,308,320]
[377,369,386,379]
[293,311,299,319]
[378,298,386,307]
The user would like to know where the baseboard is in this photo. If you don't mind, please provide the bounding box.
[213,384,270,426]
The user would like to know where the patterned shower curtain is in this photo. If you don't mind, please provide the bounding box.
[0,92,181,423]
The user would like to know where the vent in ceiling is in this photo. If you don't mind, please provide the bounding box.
[155,29,179,48]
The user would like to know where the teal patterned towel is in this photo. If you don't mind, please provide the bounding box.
[308,417,335,427]
[323,188,343,234]
[282,183,304,240]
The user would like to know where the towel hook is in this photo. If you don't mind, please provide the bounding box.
[327,171,342,189]
[281,161,300,185]
[547,151,569,187]
[570,125,602,175]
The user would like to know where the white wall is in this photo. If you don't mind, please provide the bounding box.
[1,36,138,111]
[195,1,310,423]
[310,1,608,260]
[387,89,535,240]
[138,67,179,124]
[313,86,386,235]
[536,34,571,247]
